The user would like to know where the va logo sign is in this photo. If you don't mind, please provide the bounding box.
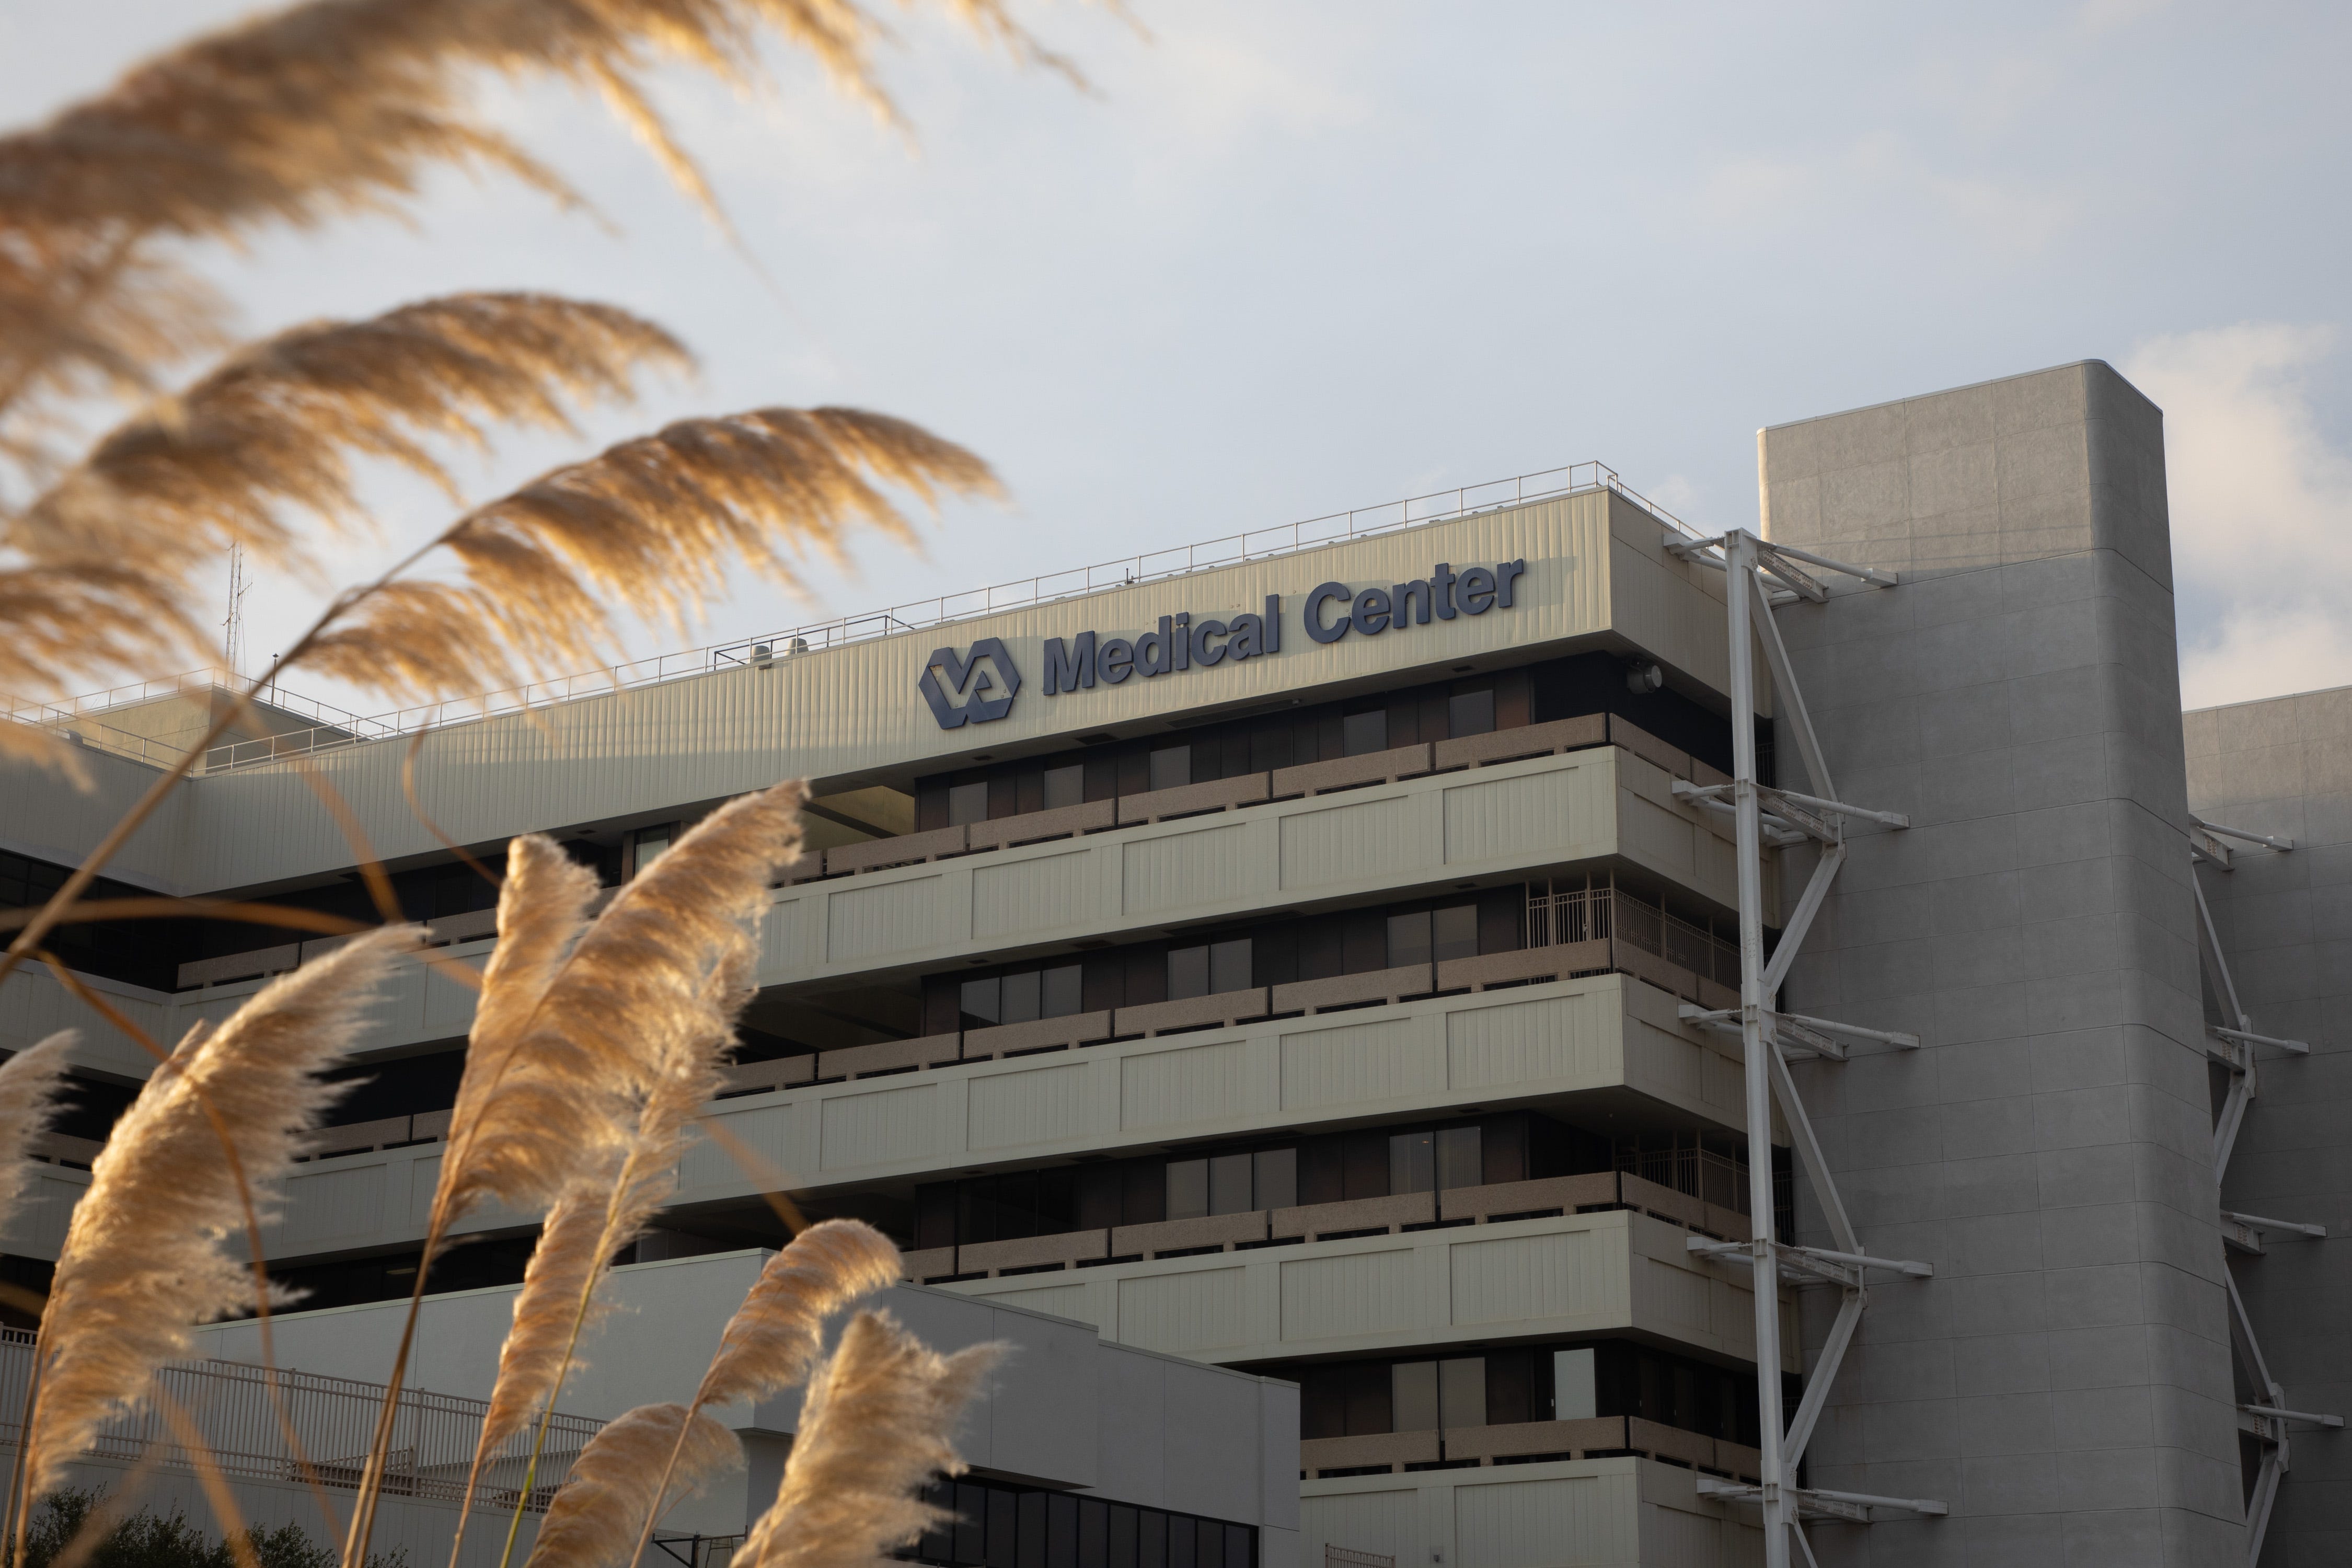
[919,639,1021,729]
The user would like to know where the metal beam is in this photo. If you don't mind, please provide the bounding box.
[1768,1030,1860,1257]
[2195,818,2295,852]
[1745,551,1837,803]
[1745,539,1901,589]
[2211,1024,2309,1055]
[2242,1404,2345,1428]
[2222,1210,2328,1240]
[1781,1289,1864,1470]
[1761,844,1844,998]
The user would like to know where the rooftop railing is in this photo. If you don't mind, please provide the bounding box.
[0,1327,601,1512]
[20,460,1703,776]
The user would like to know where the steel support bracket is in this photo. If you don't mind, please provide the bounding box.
[1696,1478,1946,1523]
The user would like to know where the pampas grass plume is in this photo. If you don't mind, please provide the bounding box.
[697,1220,902,1408]
[522,1403,740,1568]
[20,925,420,1498]
[0,1030,76,1229]
[737,1313,1000,1568]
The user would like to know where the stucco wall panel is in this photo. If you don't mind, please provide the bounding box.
[279,1163,387,1246]
[1451,1474,1632,1568]
[1445,989,1617,1091]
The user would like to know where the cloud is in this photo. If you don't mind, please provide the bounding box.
[2125,322,2352,709]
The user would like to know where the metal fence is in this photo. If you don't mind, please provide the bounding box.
[1523,877,1740,988]
[0,1328,599,1512]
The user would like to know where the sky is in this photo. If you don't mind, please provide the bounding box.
[3,0,2349,715]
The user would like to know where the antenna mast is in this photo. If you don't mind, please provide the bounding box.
[222,541,251,678]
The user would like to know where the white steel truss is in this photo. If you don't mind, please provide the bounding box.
[1665,528,1939,1567]
[2189,837,2341,1564]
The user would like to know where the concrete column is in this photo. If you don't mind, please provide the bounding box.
[1757,363,2244,1565]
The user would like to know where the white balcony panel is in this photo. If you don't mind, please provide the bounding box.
[967,1060,1093,1151]
[974,848,1103,940]
[243,972,1777,1264]
[1278,792,1436,891]
[1440,765,1604,866]
[1120,1036,1258,1131]
[1278,1018,1435,1111]
[279,1161,389,1247]
[1123,821,1257,917]
[1117,1266,1252,1356]
[947,1209,1800,1371]
[825,873,952,964]
[818,1080,938,1170]
[1302,1457,1761,1568]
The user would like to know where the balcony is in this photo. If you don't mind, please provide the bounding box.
[938,1206,1799,1372]
[1301,1417,1760,1482]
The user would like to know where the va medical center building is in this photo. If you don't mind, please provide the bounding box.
[6,362,2346,1567]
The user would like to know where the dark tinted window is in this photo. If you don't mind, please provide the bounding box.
[949,781,990,826]
[1044,764,1085,810]
[1433,904,1479,962]
[1448,688,1495,737]
[1148,746,1190,791]
[1341,710,1387,756]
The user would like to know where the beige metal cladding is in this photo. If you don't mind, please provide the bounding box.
[1298,1457,1763,1568]
[110,488,1738,896]
[101,971,1777,1266]
[761,745,1768,989]
[941,1207,1801,1372]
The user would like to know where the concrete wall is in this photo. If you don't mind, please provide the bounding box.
[1758,363,2244,1563]
[2182,685,2352,1563]
[195,1252,1299,1558]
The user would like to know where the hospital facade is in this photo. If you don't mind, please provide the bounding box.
[2,361,2342,1567]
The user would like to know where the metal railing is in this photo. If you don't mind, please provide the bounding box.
[12,459,1698,776]
[0,1328,599,1512]
[1524,877,1739,988]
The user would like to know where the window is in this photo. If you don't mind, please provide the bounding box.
[1448,688,1495,737]
[625,823,675,877]
[1392,1361,1437,1431]
[1391,1125,1480,1193]
[1433,904,1479,963]
[1168,939,1250,1000]
[1341,709,1387,757]
[948,780,990,826]
[1167,1145,1294,1218]
[1209,1153,1252,1215]
[1436,1125,1482,1190]
[1148,745,1191,792]
[1390,906,1477,969]
[1438,1358,1486,1429]
[1167,1159,1209,1220]
[1389,1130,1434,1194]
[1044,764,1085,810]
[1387,912,1430,969]
[1253,1147,1296,1210]
[962,964,1082,1029]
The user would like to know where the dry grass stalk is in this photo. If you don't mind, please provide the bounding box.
[735,1313,999,1568]
[0,0,1075,472]
[620,1220,900,1568]
[0,561,201,774]
[303,409,999,709]
[522,1403,740,1568]
[436,784,803,1227]
[18,926,419,1501]
[14,294,688,585]
[697,1221,902,1406]
[0,1031,75,1229]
